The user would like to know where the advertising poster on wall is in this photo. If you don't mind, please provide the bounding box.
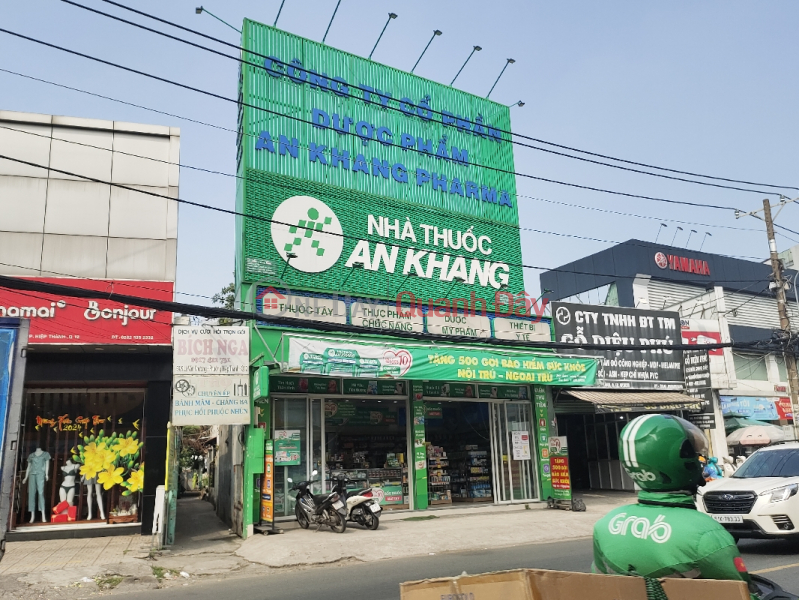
[171,375,251,425]
[720,396,780,421]
[274,430,302,465]
[551,303,683,390]
[511,431,531,460]
[549,436,572,502]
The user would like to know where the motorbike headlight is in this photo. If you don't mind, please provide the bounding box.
[760,484,799,503]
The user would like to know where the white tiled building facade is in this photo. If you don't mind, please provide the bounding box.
[0,110,179,281]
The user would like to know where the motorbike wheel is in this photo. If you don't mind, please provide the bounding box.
[364,511,380,530]
[328,509,347,533]
[295,504,310,529]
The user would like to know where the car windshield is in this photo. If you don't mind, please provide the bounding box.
[733,449,799,478]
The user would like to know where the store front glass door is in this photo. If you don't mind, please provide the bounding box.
[491,402,538,503]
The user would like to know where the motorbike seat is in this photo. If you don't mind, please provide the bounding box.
[312,493,331,505]
[350,488,371,496]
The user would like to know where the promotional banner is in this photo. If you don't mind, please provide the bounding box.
[0,327,18,489]
[548,436,572,502]
[777,397,794,421]
[260,439,274,524]
[0,278,173,344]
[285,335,597,386]
[684,349,716,430]
[274,430,302,465]
[171,375,251,425]
[552,302,683,390]
[720,396,780,421]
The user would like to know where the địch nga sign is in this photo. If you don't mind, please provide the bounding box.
[173,326,250,374]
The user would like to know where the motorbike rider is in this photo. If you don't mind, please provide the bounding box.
[593,414,756,592]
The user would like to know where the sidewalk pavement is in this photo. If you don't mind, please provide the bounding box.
[0,491,632,598]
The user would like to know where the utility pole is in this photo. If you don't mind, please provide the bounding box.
[762,198,799,439]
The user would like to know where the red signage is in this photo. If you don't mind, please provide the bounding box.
[550,456,571,490]
[776,397,794,421]
[655,252,711,276]
[681,329,723,356]
[0,278,173,345]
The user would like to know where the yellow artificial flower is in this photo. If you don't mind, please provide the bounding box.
[126,466,144,493]
[113,436,140,458]
[79,457,103,479]
[97,466,125,490]
[98,448,118,470]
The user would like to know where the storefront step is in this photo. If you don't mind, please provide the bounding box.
[6,522,140,541]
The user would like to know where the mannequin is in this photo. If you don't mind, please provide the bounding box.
[82,474,106,521]
[59,460,80,506]
[22,448,51,523]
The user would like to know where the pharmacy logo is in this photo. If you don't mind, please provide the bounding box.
[270,196,343,273]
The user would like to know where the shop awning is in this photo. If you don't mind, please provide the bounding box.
[563,390,702,413]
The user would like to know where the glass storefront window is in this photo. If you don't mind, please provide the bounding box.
[273,398,308,518]
[14,389,145,527]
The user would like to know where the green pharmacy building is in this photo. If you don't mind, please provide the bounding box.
[234,19,597,536]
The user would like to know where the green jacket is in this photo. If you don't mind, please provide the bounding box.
[593,491,751,583]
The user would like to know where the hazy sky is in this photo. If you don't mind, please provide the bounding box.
[2,1,797,304]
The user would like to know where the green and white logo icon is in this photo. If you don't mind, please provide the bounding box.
[270,196,343,273]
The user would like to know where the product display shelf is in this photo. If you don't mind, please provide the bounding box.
[452,446,493,502]
[426,444,452,505]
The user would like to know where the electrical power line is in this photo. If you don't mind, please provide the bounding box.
[87,0,799,194]
[0,27,764,216]
[0,273,761,351]
[0,123,772,261]
[0,153,776,287]
[4,67,795,246]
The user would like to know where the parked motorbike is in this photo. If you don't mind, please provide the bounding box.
[288,470,347,533]
[331,474,382,530]
[751,574,798,600]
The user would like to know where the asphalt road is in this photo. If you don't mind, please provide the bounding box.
[114,537,799,600]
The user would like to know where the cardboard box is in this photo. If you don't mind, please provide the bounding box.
[400,568,749,600]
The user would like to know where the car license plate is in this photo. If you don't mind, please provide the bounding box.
[369,503,381,513]
[332,501,343,510]
[712,515,743,524]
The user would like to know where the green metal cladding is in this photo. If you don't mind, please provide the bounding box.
[237,18,523,303]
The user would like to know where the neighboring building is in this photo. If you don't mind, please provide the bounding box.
[540,239,798,484]
[0,110,180,538]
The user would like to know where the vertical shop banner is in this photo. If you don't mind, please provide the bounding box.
[551,303,683,390]
[533,386,552,499]
[274,430,302,465]
[260,439,274,524]
[172,326,251,426]
[0,327,18,492]
[684,349,715,430]
[549,436,572,501]
[412,384,428,510]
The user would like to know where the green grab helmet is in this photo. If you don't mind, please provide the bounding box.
[619,414,709,492]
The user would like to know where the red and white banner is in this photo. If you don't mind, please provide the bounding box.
[680,318,723,356]
[776,397,794,421]
[0,278,173,345]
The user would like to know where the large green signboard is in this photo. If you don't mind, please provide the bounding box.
[237,20,522,304]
